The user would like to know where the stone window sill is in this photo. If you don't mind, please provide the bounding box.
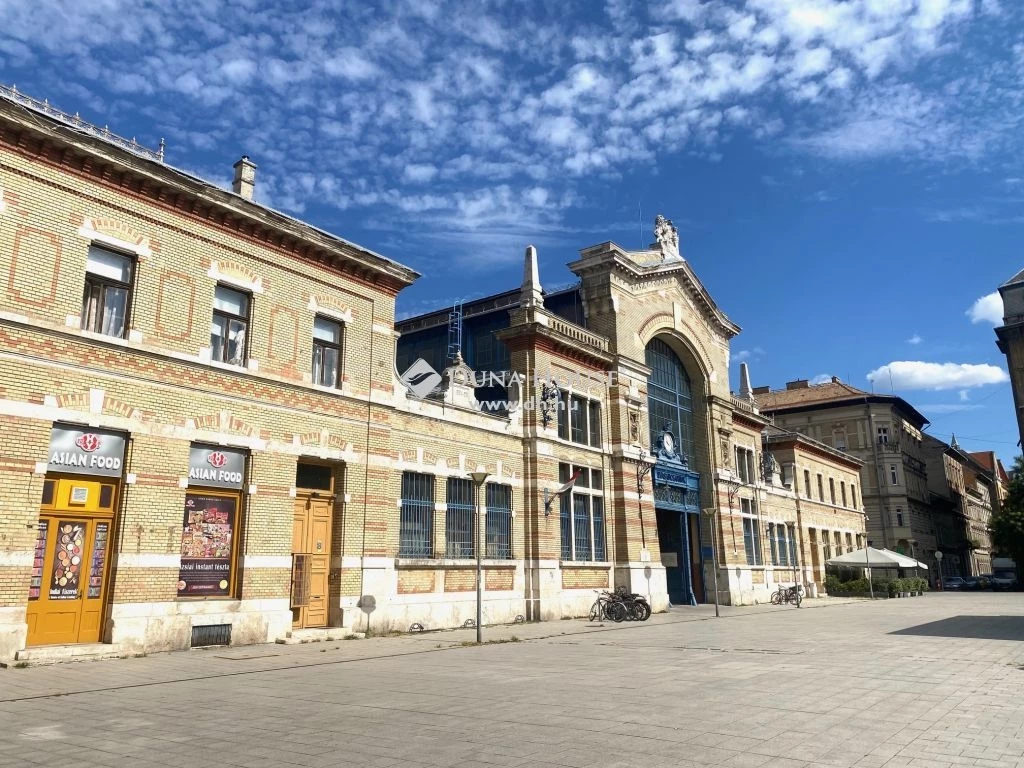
[559,560,612,568]
[395,558,517,568]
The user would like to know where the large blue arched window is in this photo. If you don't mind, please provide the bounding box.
[645,338,696,466]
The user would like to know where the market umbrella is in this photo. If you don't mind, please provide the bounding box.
[826,546,927,570]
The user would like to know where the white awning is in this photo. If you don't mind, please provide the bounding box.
[827,546,928,570]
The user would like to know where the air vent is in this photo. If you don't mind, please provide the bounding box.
[191,624,231,648]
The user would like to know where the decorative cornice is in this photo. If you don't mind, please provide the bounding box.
[0,98,418,296]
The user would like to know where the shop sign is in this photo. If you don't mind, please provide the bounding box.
[48,425,127,478]
[187,444,246,489]
[177,493,237,597]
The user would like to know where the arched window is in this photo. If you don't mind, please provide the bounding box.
[645,338,696,466]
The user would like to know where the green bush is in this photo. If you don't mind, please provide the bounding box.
[824,575,843,594]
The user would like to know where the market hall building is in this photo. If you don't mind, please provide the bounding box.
[0,89,865,661]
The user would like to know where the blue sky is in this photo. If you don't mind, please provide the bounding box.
[0,0,1019,464]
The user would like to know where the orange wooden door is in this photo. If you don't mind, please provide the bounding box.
[26,516,110,646]
[291,495,332,628]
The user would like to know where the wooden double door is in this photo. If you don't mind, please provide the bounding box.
[291,493,332,628]
[26,477,116,646]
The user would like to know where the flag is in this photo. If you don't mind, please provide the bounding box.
[553,468,583,496]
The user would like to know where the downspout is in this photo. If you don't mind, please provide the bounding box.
[358,296,376,632]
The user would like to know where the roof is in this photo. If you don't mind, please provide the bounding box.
[968,451,1010,485]
[395,284,579,331]
[0,88,420,292]
[762,424,863,469]
[755,377,929,428]
[1003,267,1024,287]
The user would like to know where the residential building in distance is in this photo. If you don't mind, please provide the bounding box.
[996,268,1024,450]
[922,435,997,577]
[755,378,935,570]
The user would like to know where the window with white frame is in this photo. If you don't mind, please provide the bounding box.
[211,285,250,365]
[739,497,762,566]
[557,391,601,448]
[896,509,904,527]
[877,426,890,444]
[81,245,134,338]
[890,464,899,485]
[399,471,434,557]
[735,446,755,484]
[485,482,513,559]
[445,477,474,558]
[312,315,343,387]
[559,464,605,561]
[832,429,847,451]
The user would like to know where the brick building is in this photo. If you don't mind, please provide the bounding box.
[0,91,864,660]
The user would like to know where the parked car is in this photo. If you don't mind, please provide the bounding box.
[963,575,991,590]
[991,574,1019,591]
[942,577,965,591]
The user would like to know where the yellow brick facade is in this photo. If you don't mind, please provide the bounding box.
[0,96,866,659]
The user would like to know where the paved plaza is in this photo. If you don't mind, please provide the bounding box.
[2,594,1023,768]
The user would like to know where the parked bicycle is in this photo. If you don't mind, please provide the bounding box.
[770,583,803,607]
[587,588,652,623]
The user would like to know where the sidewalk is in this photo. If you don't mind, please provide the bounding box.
[0,596,865,703]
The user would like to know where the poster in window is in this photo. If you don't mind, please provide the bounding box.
[177,494,236,597]
[28,520,49,600]
[49,521,85,600]
[87,522,109,599]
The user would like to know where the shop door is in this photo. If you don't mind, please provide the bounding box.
[26,515,112,646]
[291,494,332,628]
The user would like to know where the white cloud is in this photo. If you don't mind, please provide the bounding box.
[403,164,438,183]
[920,403,984,414]
[966,291,1004,325]
[866,361,1009,390]
[907,334,923,345]
[810,373,833,385]
[958,389,970,402]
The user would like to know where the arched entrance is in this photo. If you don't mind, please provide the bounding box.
[646,338,704,606]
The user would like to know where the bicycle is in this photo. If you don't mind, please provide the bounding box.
[614,585,652,621]
[770,583,803,607]
[588,590,626,622]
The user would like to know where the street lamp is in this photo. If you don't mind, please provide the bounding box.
[786,520,799,596]
[469,470,490,644]
[908,538,919,587]
[935,550,944,590]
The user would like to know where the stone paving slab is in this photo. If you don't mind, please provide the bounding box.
[2,594,1023,768]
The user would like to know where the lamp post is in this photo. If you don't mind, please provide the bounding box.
[470,470,490,644]
[702,507,721,618]
[935,550,944,590]
[864,515,874,600]
[786,520,799,598]
[908,538,919,588]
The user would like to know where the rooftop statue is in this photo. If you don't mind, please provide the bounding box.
[654,214,680,261]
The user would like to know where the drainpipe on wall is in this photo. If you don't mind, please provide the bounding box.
[864,398,891,550]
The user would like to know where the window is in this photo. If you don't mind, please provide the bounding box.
[485,483,513,559]
[832,430,846,451]
[81,245,133,338]
[295,462,333,491]
[558,391,601,447]
[840,482,847,507]
[896,509,904,527]
[211,285,249,365]
[774,523,790,566]
[890,465,899,485]
[817,474,824,501]
[740,497,762,566]
[803,470,812,498]
[829,478,836,505]
[312,316,343,387]
[781,464,793,487]
[735,447,755,484]
[845,533,853,551]
[823,531,832,562]
[559,464,606,561]
[645,338,696,465]
[878,426,889,444]
[445,478,474,558]
[399,472,434,557]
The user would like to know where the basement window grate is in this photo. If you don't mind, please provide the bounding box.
[191,624,231,648]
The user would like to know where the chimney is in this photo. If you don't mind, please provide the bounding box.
[831,376,840,383]
[752,386,771,395]
[738,362,753,400]
[521,245,543,308]
[232,156,257,201]
[785,379,809,390]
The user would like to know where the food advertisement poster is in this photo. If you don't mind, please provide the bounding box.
[177,494,236,597]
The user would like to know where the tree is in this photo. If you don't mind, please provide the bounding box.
[989,455,1024,568]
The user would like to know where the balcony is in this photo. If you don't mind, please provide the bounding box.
[547,315,609,353]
